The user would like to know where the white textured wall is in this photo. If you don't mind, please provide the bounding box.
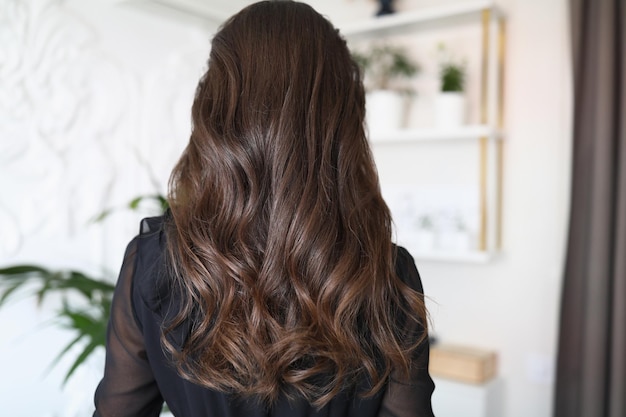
[371,1,571,417]
[0,0,571,416]
[406,1,572,417]
[0,0,208,415]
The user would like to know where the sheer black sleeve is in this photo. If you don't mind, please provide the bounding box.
[93,238,164,417]
[377,247,435,417]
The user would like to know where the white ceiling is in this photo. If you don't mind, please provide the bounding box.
[122,0,384,29]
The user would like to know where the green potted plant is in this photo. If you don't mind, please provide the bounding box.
[414,213,436,252]
[0,265,115,382]
[352,43,419,132]
[0,194,167,389]
[435,44,467,127]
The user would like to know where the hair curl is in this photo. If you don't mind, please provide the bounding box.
[165,0,427,408]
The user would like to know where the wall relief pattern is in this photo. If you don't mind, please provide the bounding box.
[0,0,205,263]
[0,0,125,258]
[0,0,207,416]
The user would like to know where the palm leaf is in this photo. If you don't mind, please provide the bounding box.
[0,280,29,305]
[0,264,114,384]
[46,332,85,376]
[63,272,115,300]
[0,265,50,275]
[0,265,115,306]
[91,194,168,224]
[59,301,108,380]
[63,339,101,385]
[0,192,167,388]
[46,302,110,381]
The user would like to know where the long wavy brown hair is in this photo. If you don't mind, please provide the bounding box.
[165,0,427,408]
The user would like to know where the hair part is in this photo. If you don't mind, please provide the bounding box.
[165,0,427,408]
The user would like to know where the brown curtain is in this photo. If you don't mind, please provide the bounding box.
[555,0,626,416]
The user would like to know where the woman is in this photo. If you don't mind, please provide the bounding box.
[93,1,435,416]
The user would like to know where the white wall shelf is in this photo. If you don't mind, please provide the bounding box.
[342,1,502,40]
[411,250,497,264]
[354,3,507,262]
[369,125,502,144]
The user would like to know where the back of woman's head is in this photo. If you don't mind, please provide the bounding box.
[166,0,427,408]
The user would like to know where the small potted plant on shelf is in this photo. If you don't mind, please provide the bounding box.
[438,212,473,252]
[352,43,419,132]
[435,44,467,128]
[414,213,437,252]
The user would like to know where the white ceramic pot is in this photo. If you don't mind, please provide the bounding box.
[438,231,473,252]
[366,90,405,132]
[435,92,466,128]
[414,230,436,252]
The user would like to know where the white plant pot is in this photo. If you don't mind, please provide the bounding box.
[449,231,473,252]
[414,230,436,252]
[435,92,466,128]
[366,90,405,132]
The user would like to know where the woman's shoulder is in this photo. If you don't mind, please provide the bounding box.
[137,212,169,240]
[393,245,424,294]
[131,213,171,312]
[135,211,169,255]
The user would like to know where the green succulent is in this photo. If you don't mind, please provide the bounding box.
[436,43,466,93]
[440,63,466,92]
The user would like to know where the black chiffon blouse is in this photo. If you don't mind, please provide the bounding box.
[93,215,435,417]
